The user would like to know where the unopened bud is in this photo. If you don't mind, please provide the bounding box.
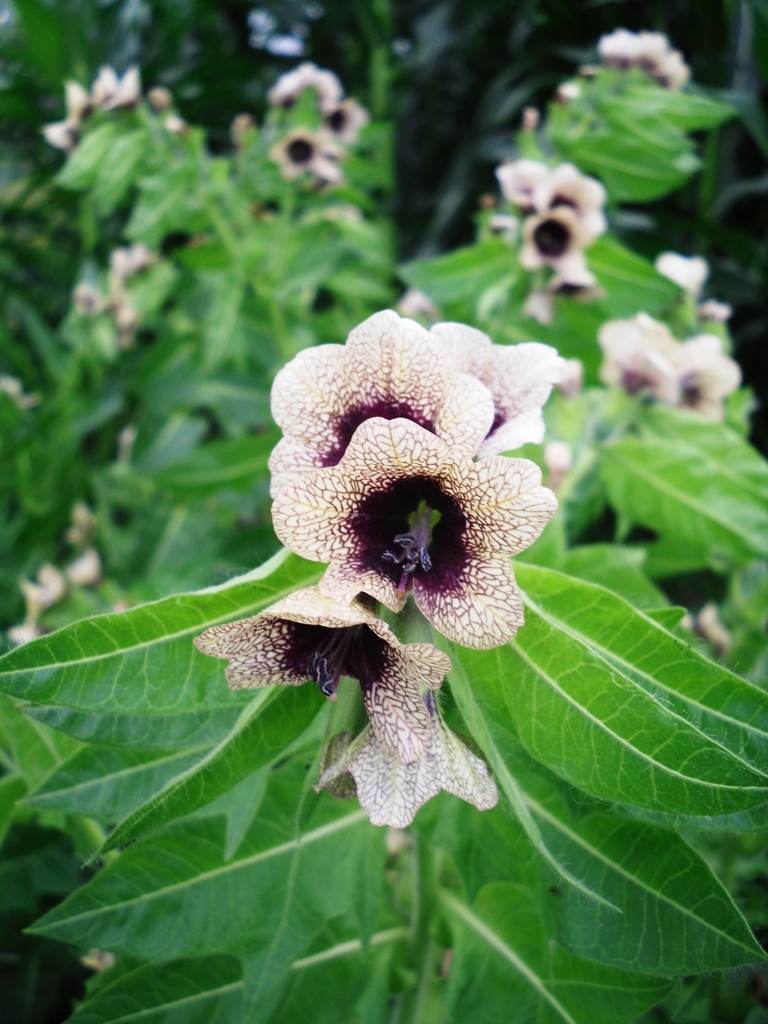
[521,107,540,132]
[148,86,173,112]
[66,547,102,588]
[231,113,256,148]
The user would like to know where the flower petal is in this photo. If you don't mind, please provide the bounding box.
[194,616,307,689]
[361,649,435,763]
[430,322,493,377]
[348,726,442,828]
[270,343,353,442]
[414,554,525,649]
[433,718,499,810]
[401,644,452,690]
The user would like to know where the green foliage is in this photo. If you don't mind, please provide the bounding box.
[0,3,767,1022]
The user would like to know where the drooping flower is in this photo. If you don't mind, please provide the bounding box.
[91,66,141,110]
[699,299,732,324]
[544,441,572,491]
[655,252,709,298]
[597,29,690,90]
[556,358,584,398]
[396,288,439,322]
[42,120,79,152]
[669,333,741,422]
[271,417,557,649]
[430,322,564,456]
[519,205,595,284]
[267,62,344,111]
[194,586,451,764]
[495,159,550,211]
[323,98,370,145]
[64,80,93,121]
[532,163,607,240]
[268,309,495,495]
[269,128,343,184]
[598,313,680,404]
[66,547,102,588]
[598,313,741,420]
[316,692,498,828]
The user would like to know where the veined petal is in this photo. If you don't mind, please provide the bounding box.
[319,560,406,613]
[270,343,353,443]
[194,616,308,689]
[401,643,452,690]
[480,407,546,455]
[430,321,493,377]
[361,649,435,763]
[414,555,525,649]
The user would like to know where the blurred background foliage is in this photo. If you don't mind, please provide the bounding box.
[0,2,767,1021]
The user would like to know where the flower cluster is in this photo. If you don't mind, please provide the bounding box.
[267,62,369,186]
[597,29,691,90]
[598,312,741,421]
[195,310,562,827]
[43,66,141,152]
[72,243,157,350]
[494,160,607,324]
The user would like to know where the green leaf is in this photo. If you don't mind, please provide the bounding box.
[559,544,667,610]
[25,744,209,821]
[0,696,80,789]
[623,85,735,131]
[398,239,513,308]
[587,235,680,317]
[443,884,671,1024]
[31,761,385,1024]
[90,129,148,216]
[68,956,244,1024]
[602,410,768,575]
[99,686,325,852]
[56,123,120,191]
[0,550,322,713]
[450,565,768,816]
[152,433,278,499]
[126,166,204,248]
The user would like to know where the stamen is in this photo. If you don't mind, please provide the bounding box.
[308,626,360,700]
[384,508,435,595]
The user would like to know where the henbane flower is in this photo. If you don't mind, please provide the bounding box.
[430,322,564,456]
[316,692,498,828]
[267,62,343,111]
[271,417,557,649]
[194,586,450,764]
[269,129,343,184]
[268,310,495,496]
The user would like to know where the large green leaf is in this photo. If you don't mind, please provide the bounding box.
[398,239,513,308]
[449,565,768,816]
[602,409,768,575]
[443,884,671,1024]
[99,686,324,853]
[152,433,278,499]
[0,550,322,713]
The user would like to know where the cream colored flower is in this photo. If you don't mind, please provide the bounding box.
[42,120,79,152]
[521,107,540,132]
[520,206,596,286]
[655,252,709,297]
[268,310,495,495]
[557,82,582,102]
[147,86,173,113]
[430,322,564,457]
[556,358,584,398]
[8,622,44,647]
[544,441,572,491]
[66,547,102,587]
[396,288,439,322]
[598,313,680,404]
[323,98,370,145]
[163,115,188,136]
[195,586,450,764]
[66,503,97,547]
[21,564,67,615]
[91,65,141,110]
[0,374,39,410]
[64,80,93,121]
[269,129,343,184]
[73,282,105,316]
[670,333,741,422]
[598,29,690,89]
[495,159,550,211]
[110,244,155,280]
[699,299,732,324]
[267,62,343,111]
[272,417,556,649]
[532,163,607,240]
[316,692,498,828]
[522,289,554,325]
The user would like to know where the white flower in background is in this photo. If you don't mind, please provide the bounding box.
[267,62,344,111]
[66,503,97,547]
[269,128,343,184]
[521,107,540,132]
[91,65,141,110]
[556,358,584,398]
[523,289,554,325]
[599,313,741,420]
[488,213,519,241]
[520,206,596,284]
[533,163,607,240]
[655,252,709,298]
[598,29,691,90]
[696,602,732,655]
[110,244,155,281]
[195,586,450,764]
[323,98,370,145]
[42,119,79,152]
[7,622,44,646]
[64,80,93,121]
[699,299,732,323]
[147,86,173,113]
[163,115,188,135]
[495,159,550,211]
[117,423,138,462]
[599,313,681,404]
[556,81,582,102]
[21,564,67,614]
[230,113,256,147]
[670,333,741,421]
[272,416,556,649]
[0,374,39,410]
[429,322,564,456]
[73,282,105,316]
[66,547,102,588]
[544,441,572,491]
[316,692,498,828]
[268,310,494,495]
[396,288,439,322]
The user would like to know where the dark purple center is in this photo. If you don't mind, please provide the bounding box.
[680,375,703,408]
[551,194,578,211]
[280,621,389,699]
[287,139,314,164]
[621,368,652,395]
[533,218,570,258]
[321,402,436,468]
[326,108,347,133]
[350,475,468,598]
